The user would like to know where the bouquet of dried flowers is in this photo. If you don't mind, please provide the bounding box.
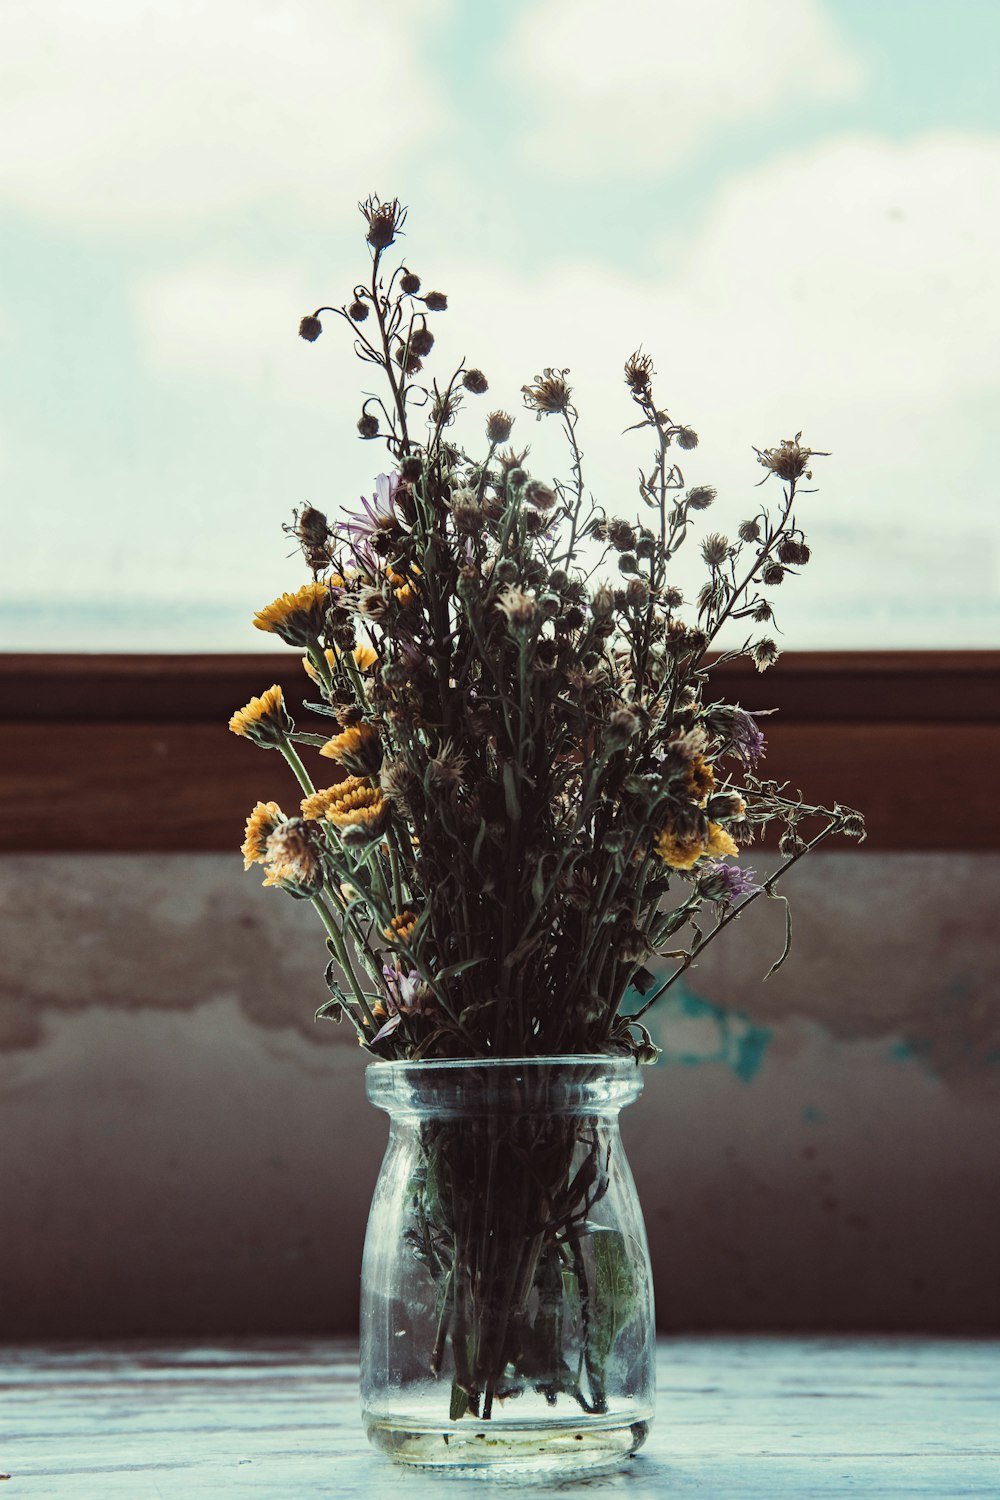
[228,196,864,1426]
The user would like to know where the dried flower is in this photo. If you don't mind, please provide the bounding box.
[399,271,421,294]
[496,585,537,631]
[761,562,785,587]
[755,432,826,484]
[410,325,434,358]
[358,412,380,439]
[463,368,489,394]
[299,315,322,342]
[262,818,326,895]
[522,368,572,417]
[778,537,811,566]
[751,638,780,672]
[624,350,654,393]
[424,290,447,312]
[675,426,698,450]
[360,194,405,251]
[701,534,730,567]
[687,486,716,511]
[486,411,514,444]
[348,299,369,322]
[383,909,418,944]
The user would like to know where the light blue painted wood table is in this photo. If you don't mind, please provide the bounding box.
[2,1338,998,1496]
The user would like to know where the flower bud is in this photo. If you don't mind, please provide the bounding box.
[705,792,746,821]
[463,368,489,394]
[591,586,615,619]
[348,299,369,322]
[424,291,448,311]
[357,412,380,439]
[299,315,322,342]
[399,271,421,294]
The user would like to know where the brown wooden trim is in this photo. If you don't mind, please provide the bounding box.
[3,650,999,724]
[2,653,998,852]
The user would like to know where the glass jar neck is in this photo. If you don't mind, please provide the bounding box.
[366,1056,644,1120]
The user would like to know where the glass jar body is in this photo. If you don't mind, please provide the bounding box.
[360,1057,655,1474]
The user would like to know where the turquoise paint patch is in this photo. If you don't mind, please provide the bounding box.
[631,982,773,1084]
[802,1105,825,1125]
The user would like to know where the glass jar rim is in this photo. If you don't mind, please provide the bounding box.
[365,1054,645,1116]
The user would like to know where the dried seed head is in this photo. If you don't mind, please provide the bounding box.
[701,533,730,566]
[525,479,557,510]
[840,808,867,839]
[348,299,369,322]
[761,561,785,586]
[662,585,684,609]
[778,537,811,566]
[357,411,380,439]
[399,456,423,483]
[486,410,514,444]
[399,270,421,294]
[298,314,322,342]
[755,432,825,484]
[676,426,699,450]
[752,600,773,623]
[496,585,537,630]
[463,368,489,394]
[522,367,572,417]
[409,325,434,358]
[591,586,615,620]
[779,829,808,857]
[687,485,716,511]
[751,637,780,671]
[624,350,654,393]
[360,194,406,250]
[739,519,762,543]
[608,519,637,551]
[618,552,639,575]
[424,290,448,311]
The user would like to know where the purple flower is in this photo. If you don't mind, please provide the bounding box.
[335,473,404,570]
[730,708,767,768]
[698,860,761,906]
[370,963,430,1044]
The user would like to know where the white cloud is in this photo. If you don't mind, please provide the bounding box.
[0,0,449,231]
[504,0,864,174]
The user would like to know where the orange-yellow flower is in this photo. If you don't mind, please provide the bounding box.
[705,822,739,859]
[653,824,708,870]
[319,721,384,777]
[383,910,418,944]
[228,685,292,747]
[302,642,378,684]
[253,578,342,647]
[684,755,715,804]
[321,776,389,843]
[241,801,283,868]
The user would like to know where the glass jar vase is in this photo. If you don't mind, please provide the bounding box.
[360,1056,655,1474]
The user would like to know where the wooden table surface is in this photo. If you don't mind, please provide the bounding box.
[1,1338,998,1497]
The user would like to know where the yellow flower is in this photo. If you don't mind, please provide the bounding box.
[653,824,709,870]
[383,910,418,944]
[684,755,715,804]
[300,784,346,820]
[706,822,739,859]
[228,685,292,748]
[242,801,283,869]
[322,776,389,843]
[653,818,740,869]
[319,721,384,777]
[302,642,379,684]
[253,578,342,647]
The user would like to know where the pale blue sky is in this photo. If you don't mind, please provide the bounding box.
[2,0,998,650]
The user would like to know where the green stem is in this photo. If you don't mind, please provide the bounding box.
[310,892,379,1033]
[280,741,316,799]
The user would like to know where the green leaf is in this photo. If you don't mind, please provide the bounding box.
[764,894,792,979]
[449,1379,469,1422]
[591,1231,639,1369]
[289,732,332,747]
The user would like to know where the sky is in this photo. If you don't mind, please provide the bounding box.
[2,0,999,651]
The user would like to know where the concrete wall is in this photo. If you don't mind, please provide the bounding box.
[2,852,999,1338]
